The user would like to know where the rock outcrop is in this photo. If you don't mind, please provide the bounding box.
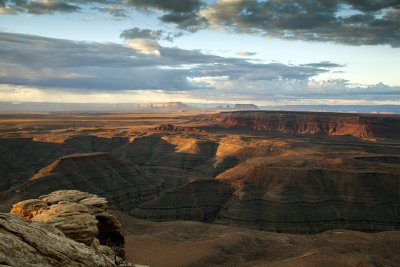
[0,213,115,267]
[201,111,400,139]
[10,190,125,258]
[9,199,48,219]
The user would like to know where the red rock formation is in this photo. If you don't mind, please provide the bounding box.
[203,111,400,138]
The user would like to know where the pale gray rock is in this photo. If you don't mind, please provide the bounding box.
[0,213,115,267]
[31,201,99,245]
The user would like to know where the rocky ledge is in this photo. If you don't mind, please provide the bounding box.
[0,213,115,267]
[4,190,128,266]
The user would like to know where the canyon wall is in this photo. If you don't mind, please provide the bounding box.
[204,111,400,138]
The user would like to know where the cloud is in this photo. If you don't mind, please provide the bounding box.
[120,27,186,42]
[126,0,207,31]
[236,50,256,56]
[3,0,399,46]
[301,61,344,68]
[200,0,400,47]
[127,0,204,13]
[1,0,205,31]
[0,0,130,16]
[1,0,80,15]
[0,31,398,105]
[0,32,327,90]
[94,6,130,18]
[125,39,161,56]
[120,27,163,40]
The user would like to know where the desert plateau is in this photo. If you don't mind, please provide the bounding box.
[2,0,400,265]
[1,110,400,266]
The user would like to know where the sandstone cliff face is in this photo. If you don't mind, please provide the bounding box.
[10,190,125,260]
[0,152,163,212]
[205,111,400,138]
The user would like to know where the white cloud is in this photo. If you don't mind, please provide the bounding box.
[236,50,256,56]
[126,39,161,56]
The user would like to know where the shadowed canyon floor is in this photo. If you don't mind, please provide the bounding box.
[1,111,400,265]
[111,211,400,267]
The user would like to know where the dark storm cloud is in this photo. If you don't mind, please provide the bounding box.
[201,0,400,47]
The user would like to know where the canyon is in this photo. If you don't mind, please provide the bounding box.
[0,111,400,265]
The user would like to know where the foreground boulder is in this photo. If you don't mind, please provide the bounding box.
[10,190,125,259]
[0,213,115,267]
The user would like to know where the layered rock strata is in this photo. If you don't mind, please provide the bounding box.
[0,213,115,267]
[202,111,400,138]
[0,152,163,212]
[10,190,125,258]
[132,166,400,234]
[0,136,129,191]
[132,179,236,222]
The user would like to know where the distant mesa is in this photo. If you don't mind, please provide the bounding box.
[133,102,190,111]
[234,104,259,110]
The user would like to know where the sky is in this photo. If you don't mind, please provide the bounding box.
[0,0,399,106]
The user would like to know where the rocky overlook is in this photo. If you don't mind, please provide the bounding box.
[1,190,127,266]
